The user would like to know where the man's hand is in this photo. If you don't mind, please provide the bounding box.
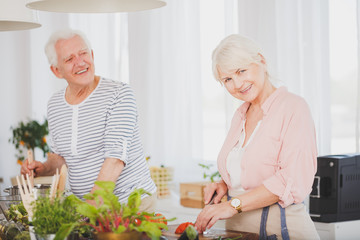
[85,158,125,206]
[86,184,103,207]
[20,152,66,177]
[20,159,45,178]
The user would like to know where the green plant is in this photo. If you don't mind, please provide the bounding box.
[56,181,174,240]
[32,194,82,237]
[14,231,30,240]
[198,163,221,182]
[5,202,29,230]
[9,119,49,163]
[0,222,22,240]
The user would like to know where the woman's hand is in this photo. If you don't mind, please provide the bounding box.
[203,180,228,205]
[195,201,237,233]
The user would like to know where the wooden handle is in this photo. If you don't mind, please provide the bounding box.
[27,149,34,187]
[58,164,68,194]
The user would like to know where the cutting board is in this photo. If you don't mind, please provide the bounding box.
[162,224,259,240]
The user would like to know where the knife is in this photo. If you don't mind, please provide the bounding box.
[207,191,218,205]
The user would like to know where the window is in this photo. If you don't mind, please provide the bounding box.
[329,0,359,154]
[199,0,239,162]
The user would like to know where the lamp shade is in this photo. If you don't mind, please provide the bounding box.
[26,0,166,13]
[0,0,41,31]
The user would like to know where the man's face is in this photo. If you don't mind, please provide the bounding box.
[51,35,95,87]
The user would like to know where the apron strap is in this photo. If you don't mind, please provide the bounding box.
[260,206,270,239]
[278,204,290,240]
[259,203,290,240]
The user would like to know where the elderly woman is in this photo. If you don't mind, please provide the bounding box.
[195,35,319,239]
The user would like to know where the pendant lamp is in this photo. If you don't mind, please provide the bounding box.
[0,0,41,31]
[26,0,166,13]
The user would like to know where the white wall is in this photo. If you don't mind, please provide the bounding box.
[0,12,69,192]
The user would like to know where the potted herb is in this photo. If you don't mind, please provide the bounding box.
[9,119,49,164]
[32,194,83,240]
[198,163,220,182]
[57,181,172,240]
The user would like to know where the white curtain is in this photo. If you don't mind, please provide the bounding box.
[237,0,331,155]
[128,0,204,184]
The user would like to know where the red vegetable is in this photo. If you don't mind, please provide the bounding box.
[143,213,168,229]
[154,213,167,225]
[175,222,195,234]
[134,218,141,226]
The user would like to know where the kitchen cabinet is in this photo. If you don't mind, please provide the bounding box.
[314,220,360,240]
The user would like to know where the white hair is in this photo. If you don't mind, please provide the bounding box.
[44,29,92,66]
[212,34,266,82]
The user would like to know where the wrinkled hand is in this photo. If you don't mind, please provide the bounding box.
[195,201,237,233]
[20,159,45,178]
[203,181,228,205]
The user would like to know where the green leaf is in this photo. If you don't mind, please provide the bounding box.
[95,181,115,192]
[137,221,162,240]
[76,204,99,224]
[210,171,221,182]
[66,194,83,205]
[127,189,150,209]
[55,223,79,240]
[198,163,212,170]
[114,225,126,234]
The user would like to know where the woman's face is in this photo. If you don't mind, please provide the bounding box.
[218,62,268,104]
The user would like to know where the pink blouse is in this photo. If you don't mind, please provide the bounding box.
[217,87,317,207]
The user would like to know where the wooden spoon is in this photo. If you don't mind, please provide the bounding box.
[27,149,34,188]
[57,164,68,195]
[49,168,60,201]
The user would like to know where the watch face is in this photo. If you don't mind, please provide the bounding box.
[231,198,241,207]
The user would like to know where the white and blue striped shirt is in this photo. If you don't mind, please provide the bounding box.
[47,78,156,202]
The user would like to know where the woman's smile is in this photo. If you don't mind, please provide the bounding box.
[240,84,252,93]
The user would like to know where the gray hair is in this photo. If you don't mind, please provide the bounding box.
[212,34,266,82]
[44,29,92,66]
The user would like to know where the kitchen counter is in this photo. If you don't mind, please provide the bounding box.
[155,192,226,228]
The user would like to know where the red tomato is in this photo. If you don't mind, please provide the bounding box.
[134,218,141,226]
[175,222,194,234]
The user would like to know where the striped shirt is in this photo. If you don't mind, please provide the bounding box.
[47,77,156,202]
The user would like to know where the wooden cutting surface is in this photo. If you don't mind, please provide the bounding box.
[162,224,259,240]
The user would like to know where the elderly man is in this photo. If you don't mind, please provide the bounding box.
[21,29,157,211]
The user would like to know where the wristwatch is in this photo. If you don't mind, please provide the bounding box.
[230,197,242,213]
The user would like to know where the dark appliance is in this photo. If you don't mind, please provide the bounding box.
[309,154,360,222]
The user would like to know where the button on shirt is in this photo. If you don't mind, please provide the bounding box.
[47,78,156,202]
[217,87,317,207]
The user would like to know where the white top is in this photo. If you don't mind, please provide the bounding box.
[47,77,156,202]
[226,119,262,197]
